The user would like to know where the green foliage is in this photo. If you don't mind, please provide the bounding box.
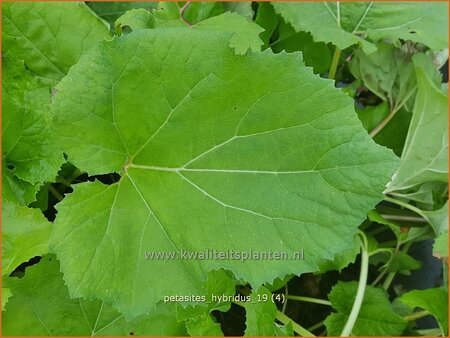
[2,1,448,336]
[387,55,448,193]
[243,287,277,336]
[2,2,110,84]
[325,281,407,336]
[87,2,158,26]
[2,201,51,276]
[400,288,449,336]
[50,27,397,318]
[3,255,186,336]
[2,57,63,191]
[273,2,448,53]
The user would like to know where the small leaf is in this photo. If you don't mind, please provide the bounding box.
[2,201,51,276]
[385,252,422,274]
[185,314,224,336]
[368,209,406,242]
[243,287,277,336]
[115,8,154,33]
[194,12,264,55]
[325,281,407,336]
[400,288,448,335]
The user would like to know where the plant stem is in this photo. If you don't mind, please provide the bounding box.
[403,310,430,321]
[369,107,397,138]
[384,196,426,219]
[48,185,63,201]
[275,311,315,337]
[178,1,192,27]
[287,295,332,306]
[307,320,325,332]
[282,284,288,313]
[369,85,416,137]
[340,231,369,336]
[382,241,412,290]
[415,328,442,336]
[380,214,426,223]
[328,46,341,80]
[381,271,396,290]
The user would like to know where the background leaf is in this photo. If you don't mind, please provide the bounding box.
[400,288,448,335]
[2,201,51,276]
[325,281,406,336]
[2,2,110,84]
[3,255,186,336]
[387,55,448,193]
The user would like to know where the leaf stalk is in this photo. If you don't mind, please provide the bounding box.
[340,231,369,336]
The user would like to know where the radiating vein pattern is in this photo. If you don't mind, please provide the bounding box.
[51,28,398,318]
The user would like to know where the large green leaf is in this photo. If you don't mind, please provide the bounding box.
[51,28,398,318]
[2,201,51,276]
[2,2,110,84]
[400,288,448,336]
[2,255,186,336]
[325,281,406,336]
[272,2,448,53]
[386,55,448,193]
[2,57,63,188]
